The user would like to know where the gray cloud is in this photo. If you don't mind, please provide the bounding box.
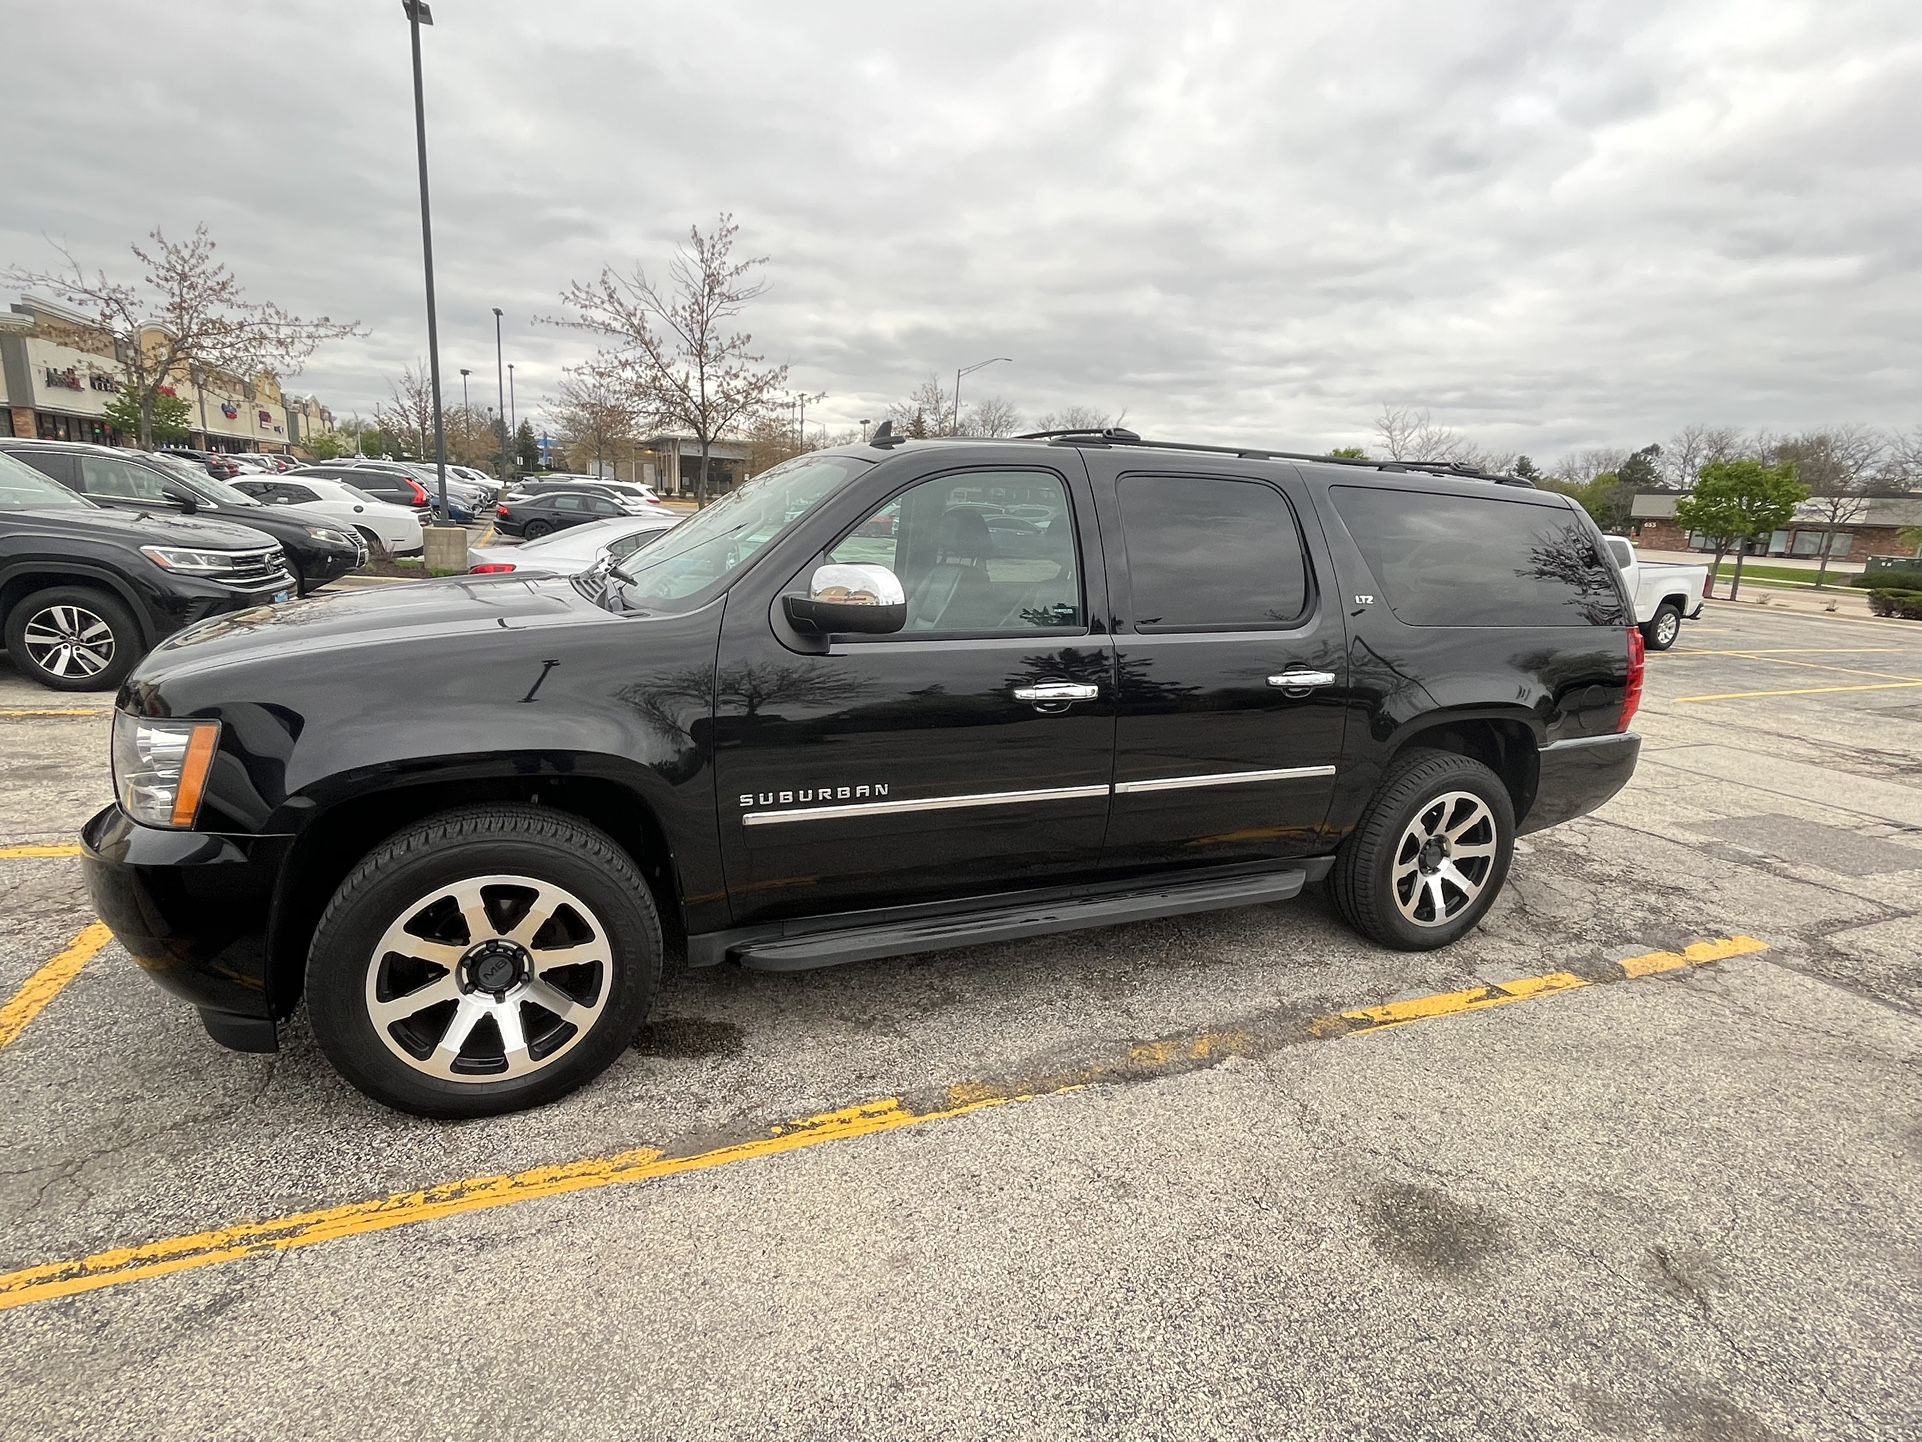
[3,0,1917,461]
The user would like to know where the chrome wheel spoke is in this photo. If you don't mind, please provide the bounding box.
[1437,859,1482,903]
[1450,840,1497,861]
[524,977,590,1024]
[433,995,491,1065]
[506,895,562,948]
[531,940,611,971]
[370,972,461,1027]
[494,1000,532,1075]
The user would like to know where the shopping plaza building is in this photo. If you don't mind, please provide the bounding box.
[0,295,338,454]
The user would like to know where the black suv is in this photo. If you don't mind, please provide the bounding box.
[0,440,366,595]
[81,427,1642,1116]
[0,449,296,691]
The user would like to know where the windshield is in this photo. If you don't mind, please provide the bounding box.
[0,451,92,510]
[612,453,872,607]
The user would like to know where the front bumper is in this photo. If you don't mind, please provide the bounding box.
[81,805,291,1051]
[1520,733,1642,835]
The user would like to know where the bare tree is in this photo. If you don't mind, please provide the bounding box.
[1030,405,1115,433]
[551,368,643,477]
[1373,404,1468,462]
[552,214,788,505]
[1888,425,1922,487]
[1770,426,1891,587]
[1551,448,1629,488]
[373,361,437,460]
[1662,424,1744,490]
[965,395,1022,438]
[888,377,958,438]
[5,225,359,449]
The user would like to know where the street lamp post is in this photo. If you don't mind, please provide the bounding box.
[860,418,871,443]
[401,0,450,523]
[953,356,1012,435]
[507,362,517,460]
[492,307,508,484]
[458,367,470,458]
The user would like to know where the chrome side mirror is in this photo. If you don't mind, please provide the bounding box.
[783,562,907,635]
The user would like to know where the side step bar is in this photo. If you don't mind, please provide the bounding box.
[731,868,1313,973]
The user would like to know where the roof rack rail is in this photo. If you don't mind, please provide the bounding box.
[1010,426,1532,487]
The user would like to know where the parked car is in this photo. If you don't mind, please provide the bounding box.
[510,475,658,507]
[286,465,434,519]
[466,512,681,574]
[0,448,295,691]
[493,488,644,538]
[0,441,365,596]
[158,448,243,482]
[1602,538,1710,650]
[78,428,1643,1116]
[229,475,425,556]
[344,460,488,517]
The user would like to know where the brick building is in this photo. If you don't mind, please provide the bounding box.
[1631,493,1922,561]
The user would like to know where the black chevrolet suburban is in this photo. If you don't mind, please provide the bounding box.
[82,427,1643,1116]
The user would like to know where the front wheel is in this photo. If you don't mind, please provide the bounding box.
[1329,749,1516,951]
[1640,602,1682,651]
[352,526,390,561]
[3,585,144,692]
[305,805,662,1117]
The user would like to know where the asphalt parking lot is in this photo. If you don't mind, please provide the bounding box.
[1,601,1918,1441]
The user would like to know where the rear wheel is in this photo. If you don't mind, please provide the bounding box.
[522,519,552,540]
[1330,749,1515,951]
[352,526,389,561]
[305,805,662,1117]
[1640,602,1682,651]
[3,585,143,692]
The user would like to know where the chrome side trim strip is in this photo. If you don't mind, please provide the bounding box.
[1113,765,1336,795]
[742,783,1111,827]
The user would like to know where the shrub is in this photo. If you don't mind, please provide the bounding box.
[1866,589,1922,619]
[1850,568,1922,589]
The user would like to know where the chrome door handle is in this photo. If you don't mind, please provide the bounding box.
[1268,670,1337,689]
[1013,680,1099,707]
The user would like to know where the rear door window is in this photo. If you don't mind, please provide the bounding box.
[1331,486,1626,627]
[12,450,80,487]
[1115,475,1309,630]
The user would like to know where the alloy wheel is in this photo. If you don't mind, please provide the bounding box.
[1656,610,1680,646]
[364,874,613,1082]
[1392,790,1499,927]
[21,604,115,680]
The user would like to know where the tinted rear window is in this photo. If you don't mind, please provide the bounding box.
[1118,475,1309,629]
[1331,486,1625,627]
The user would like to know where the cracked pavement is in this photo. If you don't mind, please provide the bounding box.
[1,601,1919,1440]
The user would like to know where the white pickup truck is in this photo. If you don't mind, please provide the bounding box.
[1605,537,1710,650]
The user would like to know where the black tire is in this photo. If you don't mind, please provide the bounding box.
[521,519,552,540]
[1640,602,1682,651]
[1330,748,1516,951]
[352,526,389,561]
[2,584,144,692]
[305,805,662,1118]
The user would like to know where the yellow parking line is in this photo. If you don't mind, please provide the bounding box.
[1678,680,1922,703]
[0,922,112,1051]
[0,708,106,719]
[0,934,1767,1313]
[1670,647,1905,657]
[0,844,83,860]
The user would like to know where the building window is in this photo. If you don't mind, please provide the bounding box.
[37,413,72,442]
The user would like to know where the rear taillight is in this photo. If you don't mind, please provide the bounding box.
[408,480,429,504]
[1619,627,1645,732]
[470,562,516,574]
[496,504,510,517]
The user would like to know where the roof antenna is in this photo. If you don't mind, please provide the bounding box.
[868,419,904,448]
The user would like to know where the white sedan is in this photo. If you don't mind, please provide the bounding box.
[467,512,681,575]
[241,475,426,556]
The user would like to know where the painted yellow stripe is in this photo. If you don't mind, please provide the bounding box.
[1677,680,1922,703]
[0,844,83,860]
[0,935,1768,1313]
[1670,647,1904,657]
[0,922,112,1050]
[0,708,106,719]
[1708,654,1922,682]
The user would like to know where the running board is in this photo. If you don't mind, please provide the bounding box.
[731,868,1312,973]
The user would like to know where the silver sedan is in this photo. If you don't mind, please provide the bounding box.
[466,511,681,575]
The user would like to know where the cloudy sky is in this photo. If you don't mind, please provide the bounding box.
[4,0,1918,460]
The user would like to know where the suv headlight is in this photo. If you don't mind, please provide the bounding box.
[141,545,237,575]
[306,525,355,546]
[112,715,221,829]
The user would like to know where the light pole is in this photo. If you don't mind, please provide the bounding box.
[508,362,517,460]
[492,306,508,484]
[953,356,1011,435]
[458,367,470,458]
[401,0,450,523]
[860,418,871,443]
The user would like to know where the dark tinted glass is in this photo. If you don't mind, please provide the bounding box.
[1331,486,1627,627]
[1117,475,1307,629]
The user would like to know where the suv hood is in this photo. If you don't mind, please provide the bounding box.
[137,573,611,679]
[15,504,279,551]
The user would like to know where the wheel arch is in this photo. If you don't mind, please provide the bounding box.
[1381,710,1541,826]
[0,563,156,646]
[263,763,687,1019]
